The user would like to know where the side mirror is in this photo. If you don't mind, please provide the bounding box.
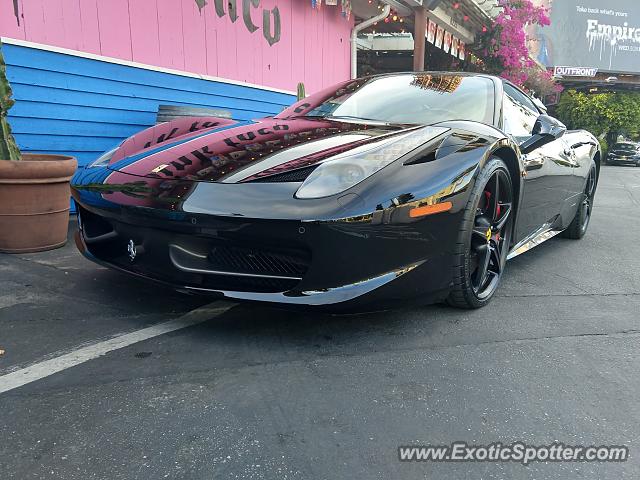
[519,115,566,154]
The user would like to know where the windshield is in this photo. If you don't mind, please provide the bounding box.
[612,143,638,151]
[278,74,495,126]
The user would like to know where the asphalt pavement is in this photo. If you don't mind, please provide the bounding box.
[1,165,639,479]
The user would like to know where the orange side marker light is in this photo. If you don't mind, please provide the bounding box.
[409,201,453,218]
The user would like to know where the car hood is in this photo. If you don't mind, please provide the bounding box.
[105,117,418,183]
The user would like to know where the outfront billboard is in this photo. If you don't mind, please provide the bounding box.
[528,0,640,74]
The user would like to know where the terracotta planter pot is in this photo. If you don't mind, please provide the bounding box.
[0,154,77,253]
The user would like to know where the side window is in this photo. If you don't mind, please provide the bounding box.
[502,83,539,139]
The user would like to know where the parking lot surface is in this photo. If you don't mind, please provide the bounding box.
[1,165,639,479]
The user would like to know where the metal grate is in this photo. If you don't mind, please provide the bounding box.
[208,244,309,277]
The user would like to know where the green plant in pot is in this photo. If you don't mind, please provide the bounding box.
[0,39,77,253]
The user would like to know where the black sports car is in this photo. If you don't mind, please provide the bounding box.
[71,73,600,310]
[606,141,640,166]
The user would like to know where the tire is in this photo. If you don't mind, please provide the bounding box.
[447,157,514,309]
[562,161,597,239]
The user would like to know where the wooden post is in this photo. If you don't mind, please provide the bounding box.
[413,6,427,72]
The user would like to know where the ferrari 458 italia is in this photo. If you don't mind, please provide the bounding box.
[72,73,600,310]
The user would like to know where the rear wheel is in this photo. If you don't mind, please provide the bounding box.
[562,161,597,239]
[447,157,514,309]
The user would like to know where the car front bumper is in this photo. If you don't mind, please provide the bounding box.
[73,201,456,309]
[608,154,640,165]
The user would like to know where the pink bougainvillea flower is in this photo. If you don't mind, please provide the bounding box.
[474,0,555,91]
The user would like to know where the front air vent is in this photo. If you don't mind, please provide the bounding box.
[404,139,442,165]
[404,132,484,165]
[249,165,318,183]
[78,206,117,244]
[168,242,310,293]
[208,244,310,278]
[169,242,310,277]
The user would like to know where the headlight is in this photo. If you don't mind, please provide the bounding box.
[295,126,448,199]
[88,147,118,168]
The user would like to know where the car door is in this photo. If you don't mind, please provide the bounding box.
[563,133,598,192]
[501,83,574,242]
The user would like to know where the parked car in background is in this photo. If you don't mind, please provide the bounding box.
[606,141,640,166]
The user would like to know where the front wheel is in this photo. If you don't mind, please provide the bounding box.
[562,161,597,239]
[447,157,514,309]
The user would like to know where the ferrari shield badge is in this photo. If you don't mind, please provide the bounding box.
[127,239,137,262]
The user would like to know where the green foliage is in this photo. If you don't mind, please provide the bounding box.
[296,82,306,101]
[557,90,640,146]
[598,137,608,156]
[0,39,21,161]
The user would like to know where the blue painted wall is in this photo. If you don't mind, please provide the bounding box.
[3,43,296,169]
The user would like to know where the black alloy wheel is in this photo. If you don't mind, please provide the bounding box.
[469,169,513,300]
[448,157,514,308]
[562,162,597,239]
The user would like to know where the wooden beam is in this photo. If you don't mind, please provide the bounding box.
[413,6,426,71]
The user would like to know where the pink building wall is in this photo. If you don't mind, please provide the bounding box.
[0,0,354,93]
